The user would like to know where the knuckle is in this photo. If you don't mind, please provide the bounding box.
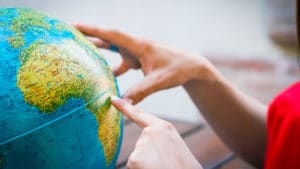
[94,27,103,35]
[137,89,147,98]
[160,121,175,131]
[138,39,154,55]
[108,29,121,36]
[142,127,153,135]
[141,126,160,136]
[128,152,140,168]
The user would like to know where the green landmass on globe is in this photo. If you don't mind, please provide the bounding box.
[0,8,123,169]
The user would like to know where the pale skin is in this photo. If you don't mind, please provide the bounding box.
[75,24,267,169]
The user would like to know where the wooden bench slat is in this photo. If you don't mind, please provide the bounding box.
[203,154,235,169]
[183,126,254,169]
[183,126,231,166]
[220,158,256,169]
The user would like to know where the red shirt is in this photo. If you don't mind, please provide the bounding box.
[265,81,300,169]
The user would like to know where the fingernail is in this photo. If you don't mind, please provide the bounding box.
[110,96,121,102]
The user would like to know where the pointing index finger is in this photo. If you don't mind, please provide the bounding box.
[110,96,161,128]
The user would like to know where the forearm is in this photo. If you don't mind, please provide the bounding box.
[183,66,267,168]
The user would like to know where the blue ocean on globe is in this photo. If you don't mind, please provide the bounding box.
[0,8,123,169]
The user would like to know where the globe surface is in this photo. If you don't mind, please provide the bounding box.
[0,8,123,169]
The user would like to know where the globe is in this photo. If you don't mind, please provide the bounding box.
[0,8,123,169]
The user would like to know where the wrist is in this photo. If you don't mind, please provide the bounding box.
[185,57,221,86]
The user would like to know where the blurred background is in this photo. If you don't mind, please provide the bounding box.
[0,0,298,122]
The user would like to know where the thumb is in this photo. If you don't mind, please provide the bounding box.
[110,96,162,128]
[112,60,130,76]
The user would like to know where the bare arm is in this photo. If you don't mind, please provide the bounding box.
[183,67,267,168]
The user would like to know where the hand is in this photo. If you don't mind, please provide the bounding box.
[75,24,216,104]
[110,96,202,169]
[76,25,267,168]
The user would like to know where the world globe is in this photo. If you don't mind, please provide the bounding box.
[0,8,123,169]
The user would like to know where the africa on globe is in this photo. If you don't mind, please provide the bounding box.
[0,8,123,169]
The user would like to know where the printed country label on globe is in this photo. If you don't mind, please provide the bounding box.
[0,8,123,169]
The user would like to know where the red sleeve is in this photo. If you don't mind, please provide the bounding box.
[264,81,300,169]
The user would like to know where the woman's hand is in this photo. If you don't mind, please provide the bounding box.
[76,24,266,167]
[110,96,202,169]
[75,24,216,104]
